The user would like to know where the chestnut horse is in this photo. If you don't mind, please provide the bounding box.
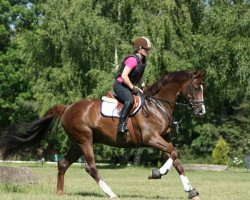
[0,70,206,199]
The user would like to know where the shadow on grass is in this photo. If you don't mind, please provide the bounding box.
[119,194,167,199]
[96,165,128,169]
[68,191,105,198]
[69,191,167,199]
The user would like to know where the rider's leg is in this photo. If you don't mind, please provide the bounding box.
[113,81,134,133]
[117,100,133,133]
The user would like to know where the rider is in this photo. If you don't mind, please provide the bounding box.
[113,37,152,134]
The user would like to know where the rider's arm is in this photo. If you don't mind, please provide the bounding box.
[121,66,134,89]
[139,77,145,88]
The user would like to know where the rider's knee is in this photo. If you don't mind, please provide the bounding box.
[125,99,134,107]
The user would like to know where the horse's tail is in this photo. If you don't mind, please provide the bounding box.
[0,104,67,160]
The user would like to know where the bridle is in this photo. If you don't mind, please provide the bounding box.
[185,81,205,110]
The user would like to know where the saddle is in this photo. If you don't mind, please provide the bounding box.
[101,91,142,118]
[101,92,143,146]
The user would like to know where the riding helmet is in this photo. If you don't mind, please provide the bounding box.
[134,37,152,50]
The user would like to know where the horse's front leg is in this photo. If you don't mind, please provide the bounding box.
[164,152,200,200]
[147,134,200,200]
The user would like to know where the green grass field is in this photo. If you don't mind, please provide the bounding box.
[0,163,249,200]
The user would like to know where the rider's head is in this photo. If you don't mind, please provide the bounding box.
[134,37,151,57]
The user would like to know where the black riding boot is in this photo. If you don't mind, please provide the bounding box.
[117,101,132,134]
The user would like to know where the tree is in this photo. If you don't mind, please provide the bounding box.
[0,1,42,128]
[212,137,230,165]
[1,0,249,161]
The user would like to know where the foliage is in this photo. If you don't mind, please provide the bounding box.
[229,156,244,168]
[212,137,230,165]
[0,0,249,162]
[0,1,41,127]
[191,123,220,155]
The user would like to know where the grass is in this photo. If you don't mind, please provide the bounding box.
[0,162,250,200]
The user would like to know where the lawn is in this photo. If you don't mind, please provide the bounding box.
[0,162,249,200]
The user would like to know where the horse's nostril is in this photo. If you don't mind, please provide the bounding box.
[198,110,206,115]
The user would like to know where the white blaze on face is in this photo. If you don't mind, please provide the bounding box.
[200,85,206,114]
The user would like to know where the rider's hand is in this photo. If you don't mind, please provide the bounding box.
[132,86,143,94]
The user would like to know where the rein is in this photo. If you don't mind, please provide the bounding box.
[143,96,173,119]
[141,95,183,133]
[142,95,200,117]
[141,81,205,132]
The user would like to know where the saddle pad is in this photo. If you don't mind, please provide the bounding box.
[101,97,142,118]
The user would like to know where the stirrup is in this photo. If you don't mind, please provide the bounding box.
[117,123,128,134]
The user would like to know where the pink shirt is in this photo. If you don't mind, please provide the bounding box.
[117,57,138,83]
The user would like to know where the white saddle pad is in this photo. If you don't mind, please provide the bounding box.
[101,96,142,118]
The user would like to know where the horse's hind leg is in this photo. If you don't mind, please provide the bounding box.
[78,141,117,199]
[57,142,82,195]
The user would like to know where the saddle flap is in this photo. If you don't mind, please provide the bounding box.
[102,91,140,114]
[101,91,142,118]
[101,96,118,104]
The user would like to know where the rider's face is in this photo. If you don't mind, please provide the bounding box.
[139,48,151,57]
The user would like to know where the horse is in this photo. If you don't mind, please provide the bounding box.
[0,70,206,200]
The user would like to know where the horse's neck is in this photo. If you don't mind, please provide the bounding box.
[154,81,184,103]
[146,81,186,133]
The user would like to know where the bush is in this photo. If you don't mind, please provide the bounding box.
[212,137,230,165]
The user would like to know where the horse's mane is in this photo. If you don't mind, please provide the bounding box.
[144,70,194,96]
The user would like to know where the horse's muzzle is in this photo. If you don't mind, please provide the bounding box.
[194,104,206,116]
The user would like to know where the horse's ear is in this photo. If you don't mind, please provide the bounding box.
[193,71,206,85]
[193,71,206,79]
[200,71,207,78]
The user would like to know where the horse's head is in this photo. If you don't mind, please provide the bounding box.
[182,71,206,116]
[144,70,206,116]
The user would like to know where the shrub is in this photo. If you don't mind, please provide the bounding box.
[212,137,230,165]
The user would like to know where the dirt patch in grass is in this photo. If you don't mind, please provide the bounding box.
[0,166,37,184]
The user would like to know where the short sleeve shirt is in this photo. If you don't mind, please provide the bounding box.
[117,57,138,82]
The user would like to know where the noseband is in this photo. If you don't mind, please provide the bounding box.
[186,82,205,110]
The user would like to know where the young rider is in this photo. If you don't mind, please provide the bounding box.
[113,37,152,134]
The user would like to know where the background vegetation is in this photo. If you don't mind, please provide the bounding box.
[0,0,249,165]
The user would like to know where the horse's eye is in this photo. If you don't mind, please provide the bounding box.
[194,86,201,91]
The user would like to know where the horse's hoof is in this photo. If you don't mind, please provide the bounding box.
[148,168,161,179]
[56,190,64,195]
[192,196,200,200]
[188,188,199,199]
[110,195,119,199]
